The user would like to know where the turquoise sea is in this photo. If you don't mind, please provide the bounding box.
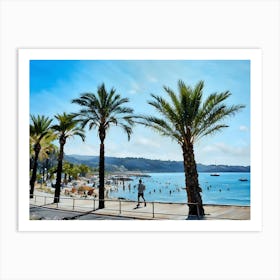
[109,172,250,206]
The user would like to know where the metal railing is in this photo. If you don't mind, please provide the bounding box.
[30,194,202,219]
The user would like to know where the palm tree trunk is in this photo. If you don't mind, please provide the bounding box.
[182,144,205,217]
[54,143,64,203]
[30,157,34,171]
[30,144,40,198]
[46,158,49,181]
[98,141,105,209]
[64,172,67,184]
[42,166,45,183]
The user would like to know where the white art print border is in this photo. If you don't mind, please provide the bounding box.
[18,48,262,232]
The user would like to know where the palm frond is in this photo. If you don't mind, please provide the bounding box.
[118,123,133,141]
[194,95,245,140]
[51,112,86,143]
[72,84,135,141]
[142,80,245,146]
[163,86,182,116]
[139,115,182,144]
[199,124,229,139]
[30,115,53,143]
[149,95,180,124]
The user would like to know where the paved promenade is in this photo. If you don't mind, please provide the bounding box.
[30,191,250,220]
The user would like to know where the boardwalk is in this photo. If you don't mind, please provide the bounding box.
[30,206,132,220]
[30,192,250,220]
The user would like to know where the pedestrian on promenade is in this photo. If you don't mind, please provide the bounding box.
[137,179,146,207]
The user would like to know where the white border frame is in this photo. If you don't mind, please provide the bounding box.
[18,48,262,232]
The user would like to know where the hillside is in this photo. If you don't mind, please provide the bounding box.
[64,154,250,173]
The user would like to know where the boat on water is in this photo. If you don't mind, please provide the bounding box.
[239,178,248,182]
[210,173,220,176]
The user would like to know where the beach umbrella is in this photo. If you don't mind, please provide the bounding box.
[78,186,93,192]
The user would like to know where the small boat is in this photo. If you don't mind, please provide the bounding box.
[239,178,248,182]
[210,173,220,176]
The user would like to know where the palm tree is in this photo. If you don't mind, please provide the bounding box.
[51,113,85,203]
[78,164,91,177]
[31,133,58,183]
[72,83,135,209]
[140,80,245,217]
[30,115,53,198]
[62,161,73,183]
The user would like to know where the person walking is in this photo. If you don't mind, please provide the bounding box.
[137,179,146,207]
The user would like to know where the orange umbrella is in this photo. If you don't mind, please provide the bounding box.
[78,186,93,192]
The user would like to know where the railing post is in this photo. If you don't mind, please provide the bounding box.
[44,196,46,205]
[196,203,200,219]
[119,199,121,215]
[56,198,58,208]
[93,197,95,211]
[34,195,36,204]
[152,202,155,218]
[72,198,75,210]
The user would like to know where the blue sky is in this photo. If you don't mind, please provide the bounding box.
[30,60,250,165]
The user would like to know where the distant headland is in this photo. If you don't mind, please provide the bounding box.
[65,154,250,173]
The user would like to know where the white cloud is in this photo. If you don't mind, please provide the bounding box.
[128,89,137,94]
[197,142,250,165]
[215,142,249,156]
[147,76,158,83]
[128,81,141,94]
[134,137,161,148]
[101,131,183,160]
[239,125,248,131]
[65,143,96,156]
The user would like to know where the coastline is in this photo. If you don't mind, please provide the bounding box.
[36,171,250,206]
